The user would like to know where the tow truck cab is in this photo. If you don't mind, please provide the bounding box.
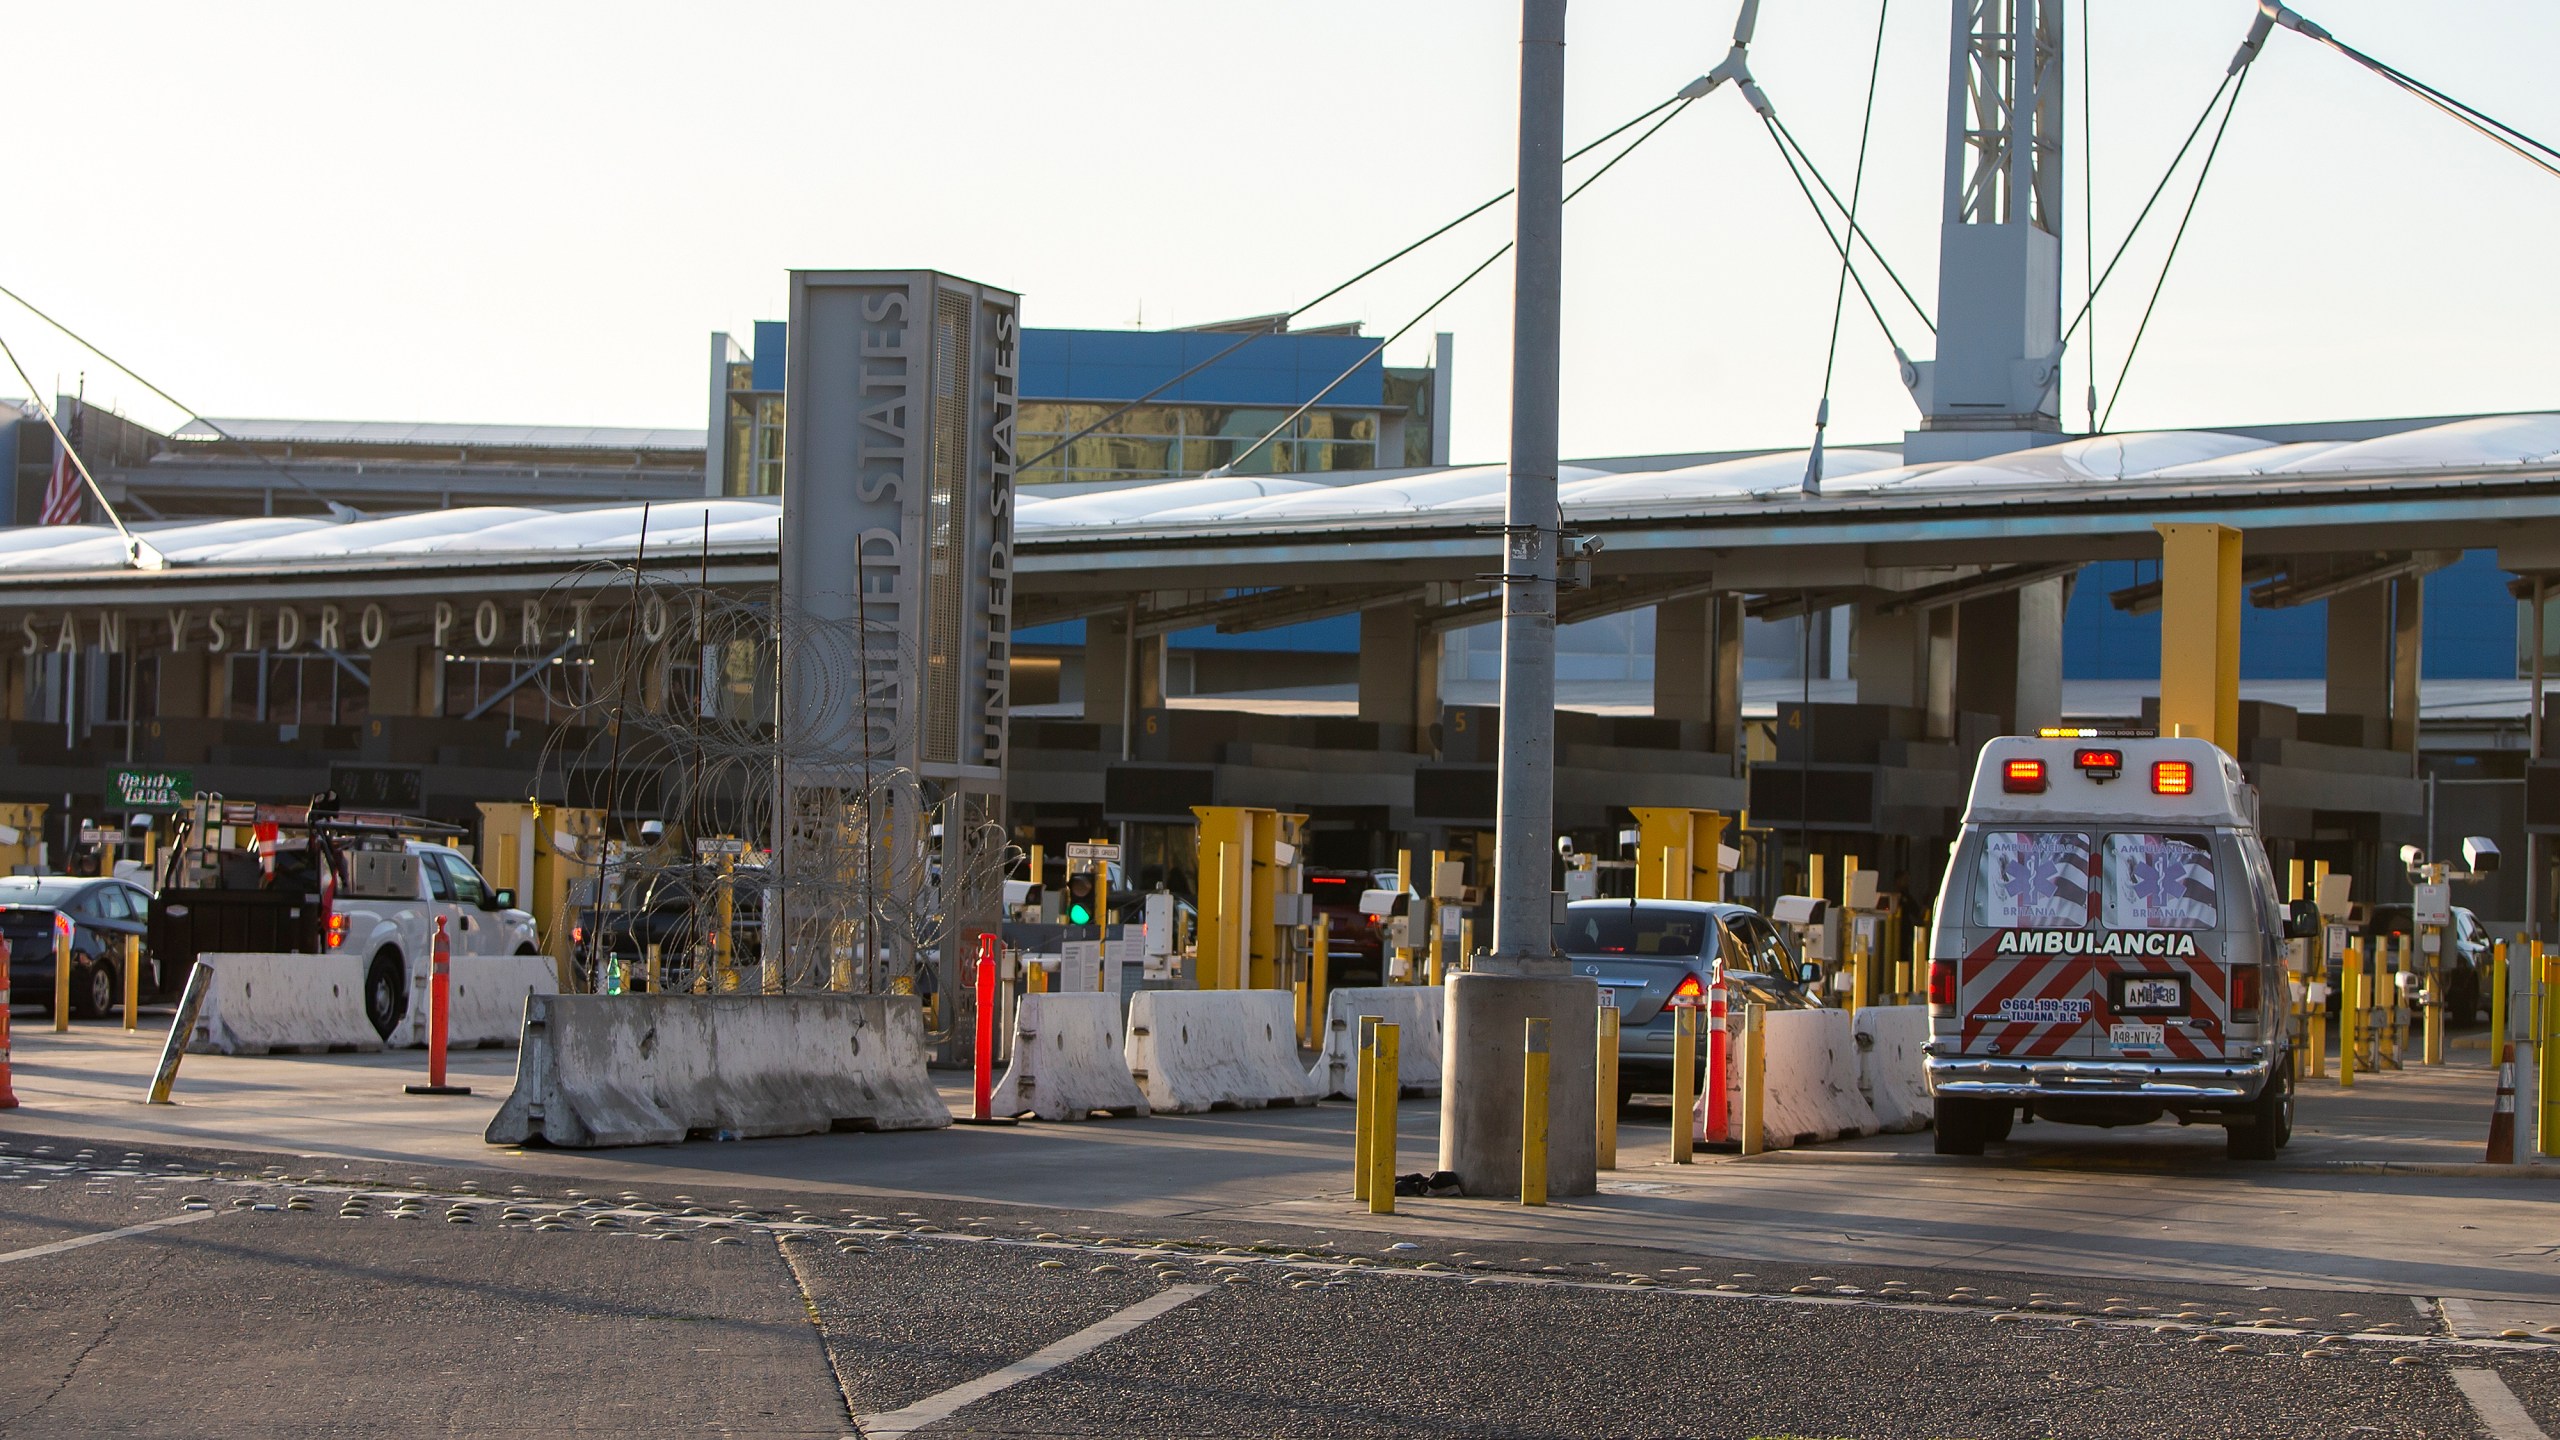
[1924,734,2315,1160]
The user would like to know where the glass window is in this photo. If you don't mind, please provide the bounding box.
[434,854,490,908]
[421,854,454,902]
[1552,907,1717,959]
[93,886,136,921]
[2101,833,2219,930]
[1973,831,2095,928]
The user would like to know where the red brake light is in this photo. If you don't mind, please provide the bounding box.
[2230,963,2261,1020]
[326,914,350,950]
[2002,759,2048,794]
[2152,760,2194,796]
[2073,748,2123,779]
[1927,960,1955,1010]
[53,912,72,942]
[571,923,587,947]
[1670,972,1705,1004]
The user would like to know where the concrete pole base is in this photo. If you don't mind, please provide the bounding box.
[1439,971,1598,1199]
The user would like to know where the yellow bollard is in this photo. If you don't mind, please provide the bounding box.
[1669,1003,1696,1165]
[715,856,737,994]
[2492,939,2508,1054]
[1309,916,1330,1045]
[1369,1022,1400,1215]
[1459,918,1473,974]
[1595,1005,1620,1171]
[646,941,662,995]
[1741,1001,1768,1156]
[53,924,70,1032]
[1352,1015,1378,1203]
[1521,1017,1550,1207]
[2423,935,2444,1067]
[122,935,140,1032]
[2543,954,2560,1158]
[2339,950,2358,1090]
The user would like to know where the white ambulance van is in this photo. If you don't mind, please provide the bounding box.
[1924,733,2318,1159]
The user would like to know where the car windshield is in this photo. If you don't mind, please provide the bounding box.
[1553,907,1720,959]
[0,877,89,906]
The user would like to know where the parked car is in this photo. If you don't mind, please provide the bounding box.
[2352,903,2490,1024]
[1,875,158,1019]
[1307,868,1419,988]
[574,864,767,988]
[1554,898,1822,1107]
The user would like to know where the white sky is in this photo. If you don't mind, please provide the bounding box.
[10,1,2560,463]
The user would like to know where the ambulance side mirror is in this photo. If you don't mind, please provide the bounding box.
[2284,898,2320,941]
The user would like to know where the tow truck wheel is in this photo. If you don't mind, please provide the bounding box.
[2227,1067,2293,1161]
[1934,1098,1988,1156]
[364,948,407,1041]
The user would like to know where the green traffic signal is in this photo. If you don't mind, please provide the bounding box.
[1067,901,1093,925]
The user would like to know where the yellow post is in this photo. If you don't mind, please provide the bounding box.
[646,941,662,995]
[1595,1004,1620,1171]
[1352,1015,1375,1202]
[2388,934,2408,1069]
[1392,848,1413,984]
[1028,843,1045,908]
[1740,1001,1767,1156]
[2493,939,2509,1055]
[1808,854,1826,902]
[122,934,140,1032]
[1309,917,1330,1046]
[2340,945,2359,1089]
[2542,951,2560,1157]
[52,924,69,1032]
[2154,521,2243,752]
[1458,918,1473,973]
[715,853,737,993]
[1369,1022,1400,1216]
[2423,927,2445,1067]
[1669,1003,1697,1165]
[1425,849,1445,985]
[1521,1017,1550,1207]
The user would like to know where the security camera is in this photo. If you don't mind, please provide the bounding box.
[638,819,666,844]
[128,814,154,837]
[2464,836,2501,875]
[1555,835,1575,858]
[2399,843,2423,870]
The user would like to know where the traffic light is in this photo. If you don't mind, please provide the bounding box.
[1065,871,1097,928]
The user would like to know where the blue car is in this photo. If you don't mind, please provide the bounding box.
[1555,898,1822,1106]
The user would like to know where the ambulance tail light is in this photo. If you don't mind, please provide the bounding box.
[2002,759,2047,794]
[2152,760,2194,796]
[2230,963,2261,1023]
[1927,960,1955,1014]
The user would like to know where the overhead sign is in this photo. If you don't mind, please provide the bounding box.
[110,767,193,812]
[1065,842,1121,863]
[330,764,423,812]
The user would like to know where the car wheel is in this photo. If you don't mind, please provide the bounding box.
[363,949,407,1041]
[2227,1067,2291,1161]
[77,961,115,1020]
[1933,1098,1987,1156]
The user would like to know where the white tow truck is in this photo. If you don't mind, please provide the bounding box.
[1923,733,2320,1160]
[148,803,540,1041]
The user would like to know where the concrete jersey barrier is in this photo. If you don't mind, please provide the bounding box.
[187,953,382,1055]
[1701,1006,1880,1150]
[1307,987,1444,1099]
[990,992,1149,1120]
[485,993,950,1147]
[1126,989,1319,1114]
[391,953,560,1049]
[1853,1004,1933,1132]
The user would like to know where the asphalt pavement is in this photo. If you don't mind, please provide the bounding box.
[4,1133,2557,1439]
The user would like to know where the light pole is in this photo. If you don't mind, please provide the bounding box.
[1439,0,1599,1200]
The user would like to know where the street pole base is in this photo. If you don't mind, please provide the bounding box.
[954,1116,1020,1127]
[403,1084,474,1097]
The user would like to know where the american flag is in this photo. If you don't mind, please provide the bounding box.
[40,399,84,525]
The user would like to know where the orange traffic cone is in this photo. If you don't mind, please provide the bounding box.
[0,935,18,1109]
[2487,1042,2517,1165]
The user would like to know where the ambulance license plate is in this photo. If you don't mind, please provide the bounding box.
[2119,977,2184,1011]
[2109,1023,2165,1049]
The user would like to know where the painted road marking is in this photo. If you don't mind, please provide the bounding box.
[0,1210,214,1264]
[2453,1369,2553,1440]
[857,1284,1214,1438]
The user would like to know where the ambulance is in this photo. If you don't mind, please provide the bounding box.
[1923,732,2317,1159]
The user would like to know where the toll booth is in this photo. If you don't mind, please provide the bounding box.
[476,801,604,990]
[1192,805,1307,991]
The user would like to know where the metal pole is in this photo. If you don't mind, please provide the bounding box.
[1489,0,1565,968]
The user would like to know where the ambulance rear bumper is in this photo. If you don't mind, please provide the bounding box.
[1924,1052,2270,1102]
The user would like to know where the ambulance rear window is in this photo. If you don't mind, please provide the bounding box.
[2101,832,2218,930]
[1972,831,2095,928]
